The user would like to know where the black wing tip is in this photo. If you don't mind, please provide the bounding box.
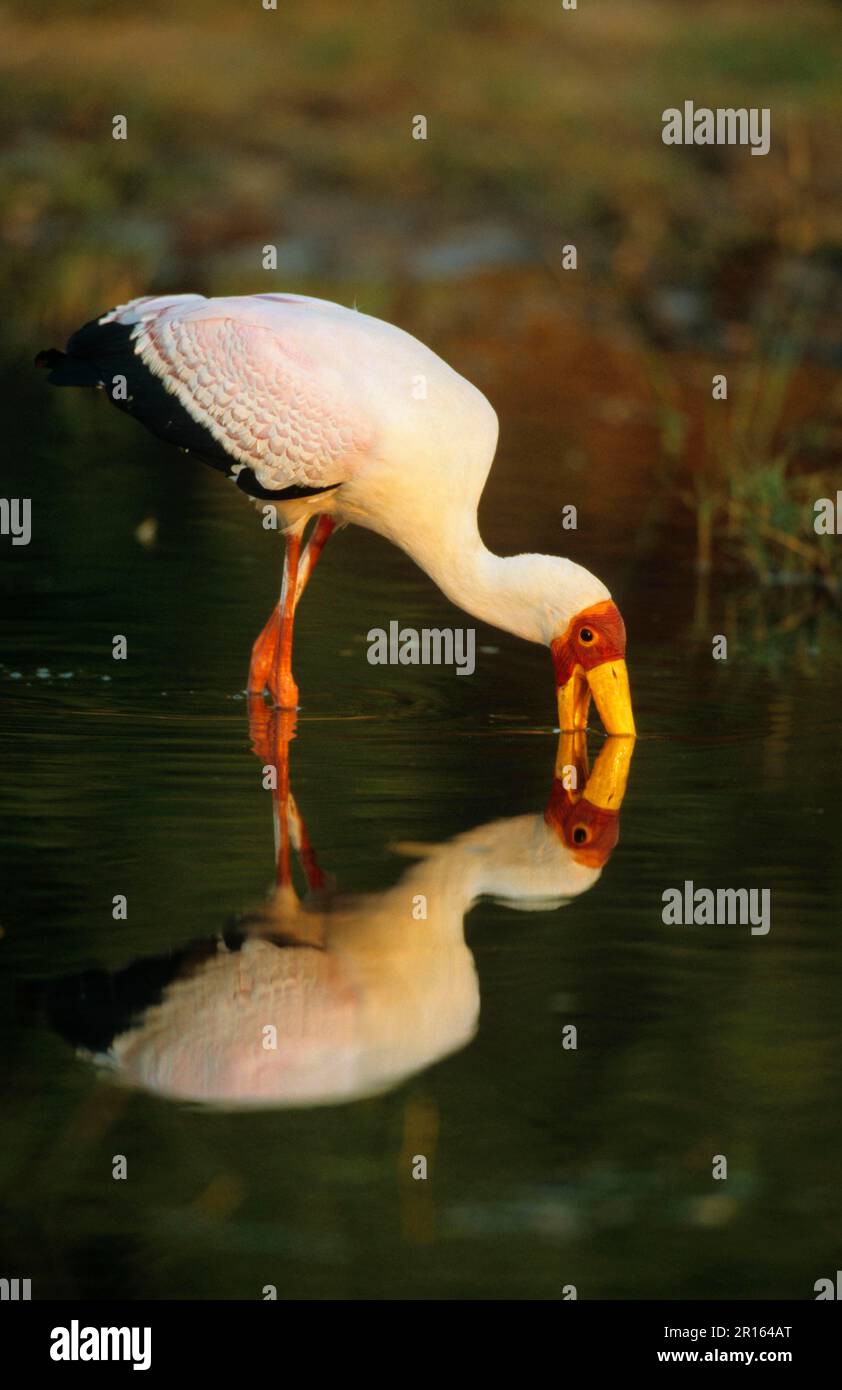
[35,347,101,387]
[35,347,63,369]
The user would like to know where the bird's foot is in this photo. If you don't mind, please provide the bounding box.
[268,673,299,711]
[248,607,281,694]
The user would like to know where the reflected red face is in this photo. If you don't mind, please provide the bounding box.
[544,782,621,868]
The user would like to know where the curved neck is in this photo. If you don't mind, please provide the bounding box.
[345,469,606,645]
[397,514,552,645]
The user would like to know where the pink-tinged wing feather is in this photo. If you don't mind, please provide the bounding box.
[125,304,372,491]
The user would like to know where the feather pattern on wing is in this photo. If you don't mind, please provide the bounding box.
[102,297,373,493]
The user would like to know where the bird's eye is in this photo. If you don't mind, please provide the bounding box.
[579,627,595,644]
[572,826,588,844]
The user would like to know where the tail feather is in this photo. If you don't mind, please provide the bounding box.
[34,347,101,387]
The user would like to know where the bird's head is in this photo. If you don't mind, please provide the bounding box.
[545,732,634,868]
[550,596,635,736]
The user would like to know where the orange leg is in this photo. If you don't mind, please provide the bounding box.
[248,515,336,704]
[270,528,302,709]
[294,515,336,604]
[248,606,281,696]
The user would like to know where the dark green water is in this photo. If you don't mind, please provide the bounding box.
[1,365,841,1299]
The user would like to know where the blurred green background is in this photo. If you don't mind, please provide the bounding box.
[3,0,842,578]
[1,0,841,1302]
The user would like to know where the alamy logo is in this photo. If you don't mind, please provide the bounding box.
[815,1269,842,1299]
[662,881,770,935]
[662,102,770,156]
[367,622,476,676]
[50,1320,151,1371]
[814,491,842,533]
[0,498,31,546]
[0,1277,31,1299]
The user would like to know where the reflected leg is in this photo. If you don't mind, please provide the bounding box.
[248,699,330,907]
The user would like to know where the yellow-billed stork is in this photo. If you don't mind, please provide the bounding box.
[37,292,635,733]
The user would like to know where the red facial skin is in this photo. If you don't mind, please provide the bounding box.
[550,599,628,689]
[544,781,621,868]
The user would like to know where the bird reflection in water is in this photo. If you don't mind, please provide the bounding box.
[48,708,634,1109]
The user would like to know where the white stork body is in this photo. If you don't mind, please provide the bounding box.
[38,293,635,732]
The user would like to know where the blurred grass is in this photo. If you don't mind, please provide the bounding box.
[646,271,842,587]
[1,0,841,589]
[2,0,842,330]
